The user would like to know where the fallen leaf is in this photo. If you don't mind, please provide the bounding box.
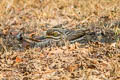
[35,48,41,52]
[2,26,10,35]
[16,57,22,63]
[39,53,45,58]
[67,64,79,72]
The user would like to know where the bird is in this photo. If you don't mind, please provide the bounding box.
[32,27,89,48]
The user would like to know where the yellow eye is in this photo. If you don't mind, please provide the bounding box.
[52,31,60,37]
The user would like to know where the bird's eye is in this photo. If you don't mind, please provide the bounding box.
[52,31,60,37]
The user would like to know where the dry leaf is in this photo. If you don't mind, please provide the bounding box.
[67,64,79,72]
[35,48,41,52]
[42,69,55,74]
[16,57,22,63]
[39,53,45,58]
[2,26,10,35]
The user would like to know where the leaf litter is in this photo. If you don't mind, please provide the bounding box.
[0,0,120,80]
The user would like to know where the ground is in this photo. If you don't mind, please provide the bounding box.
[0,0,120,80]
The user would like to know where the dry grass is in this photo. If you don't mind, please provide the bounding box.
[0,0,120,80]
